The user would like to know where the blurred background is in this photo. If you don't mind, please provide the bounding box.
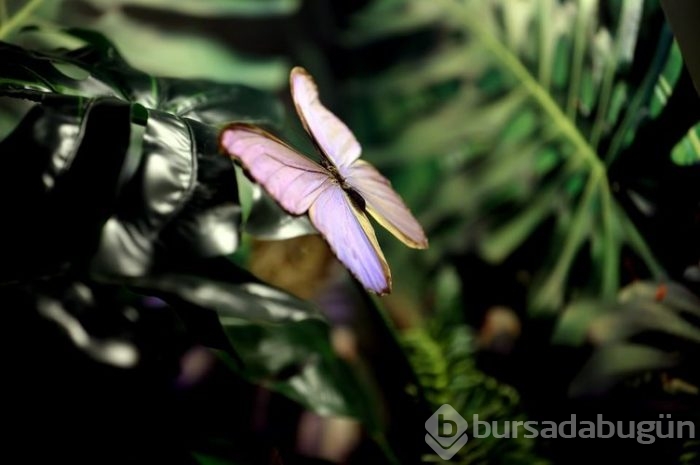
[1,0,699,464]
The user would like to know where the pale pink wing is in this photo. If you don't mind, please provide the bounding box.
[344,160,428,249]
[220,123,332,215]
[309,185,391,295]
[290,67,361,170]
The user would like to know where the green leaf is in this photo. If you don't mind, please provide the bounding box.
[557,280,700,345]
[568,344,678,397]
[553,299,614,346]
[649,41,683,118]
[0,95,34,140]
[0,95,137,279]
[243,183,318,240]
[81,0,301,17]
[1,31,285,123]
[15,12,289,90]
[348,0,677,313]
[0,25,386,453]
[0,32,314,263]
[132,263,382,431]
[671,123,700,166]
[88,11,289,89]
[556,280,700,395]
[221,317,379,424]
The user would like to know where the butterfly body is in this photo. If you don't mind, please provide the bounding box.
[220,67,427,295]
[317,158,367,211]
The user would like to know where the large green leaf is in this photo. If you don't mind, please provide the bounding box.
[0,34,379,431]
[1,30,284,120]
[9,2,291,90]
[72,11,289,89]
[131,259,383,431]
[347,0,680,313]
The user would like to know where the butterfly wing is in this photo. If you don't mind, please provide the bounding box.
[290,67,427,249]
[309,185,391,295]
[290,67,361,170]
[220,122,391,294]
[220,123,332,215]
[344,160,428,249]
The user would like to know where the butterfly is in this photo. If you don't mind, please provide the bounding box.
[219,66,428,295]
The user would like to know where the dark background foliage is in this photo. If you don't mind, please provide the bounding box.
[1,1,699,464]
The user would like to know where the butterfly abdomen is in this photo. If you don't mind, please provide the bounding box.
[344,186,366,211]
[324,158,367,211]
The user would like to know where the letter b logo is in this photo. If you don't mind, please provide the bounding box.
[425,405,468,460]
[439,414,458,437]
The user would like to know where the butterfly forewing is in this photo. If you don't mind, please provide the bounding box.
[309,185,391,294]
[220,123,332,215]
[344,160,428,249]
[290,67,362,170]
[220,67,426,295]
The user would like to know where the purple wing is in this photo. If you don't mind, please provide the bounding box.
[309,184,391,295]
[344,160,428,249]
[290,67,362,170]
[220,123,332,215]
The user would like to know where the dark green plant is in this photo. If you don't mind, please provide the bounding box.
[0,26,388,462]
[343,0,697,313]
[402,267,549,465]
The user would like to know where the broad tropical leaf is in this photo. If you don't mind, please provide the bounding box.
[346,0,682,312]
[0,33,381,430]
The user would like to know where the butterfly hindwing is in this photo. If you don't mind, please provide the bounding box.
[290,67,362,170]
[308,185,391,295]
[220,123,332,215]
[343,160,428,249]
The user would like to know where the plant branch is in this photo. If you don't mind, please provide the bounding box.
[450,1,602,172]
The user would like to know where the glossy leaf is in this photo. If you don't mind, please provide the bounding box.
[130,259,382,430]
[3,30,285,124]
[0,33,381,431]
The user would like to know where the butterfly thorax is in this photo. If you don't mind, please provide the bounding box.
[320,158,366,211]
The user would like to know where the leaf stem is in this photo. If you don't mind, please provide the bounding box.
[537,0,553,91]
[567,0,593,122]
[617,205,665,278]
[599,179,618,297]
[590,56,616,149]
[451,1,602,172]
[533,165,601,310]
[0,0,44,40]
